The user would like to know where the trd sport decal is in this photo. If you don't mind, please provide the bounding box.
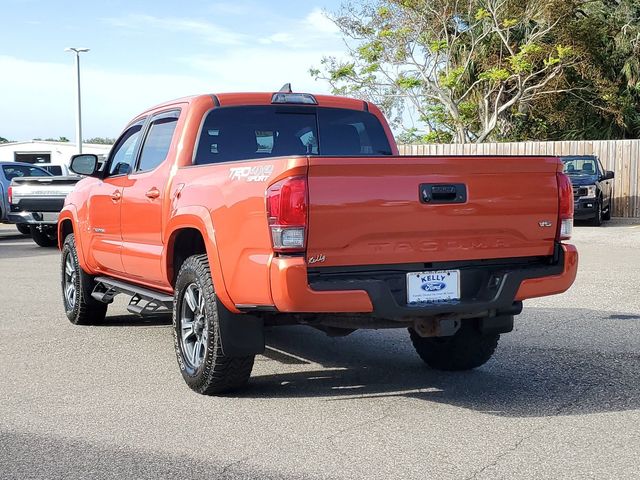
[229,165,274,182]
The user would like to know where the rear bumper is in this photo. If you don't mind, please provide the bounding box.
[269,244,578,319]
[514,244,578,301]
[7,211,59,225]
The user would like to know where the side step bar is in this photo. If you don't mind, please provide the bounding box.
[92,276,174,316]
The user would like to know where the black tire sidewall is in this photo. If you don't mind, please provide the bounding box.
[409,323,499,371]
[61,235,82,321]
[173,256,220,387]
[592,200,603,226]
[61,234,106,325]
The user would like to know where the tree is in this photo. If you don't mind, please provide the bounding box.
[33,137,70,142]
[85,137,116,145]
[511,0,640,140]
[313,0,580,143]
[0,137,10,143]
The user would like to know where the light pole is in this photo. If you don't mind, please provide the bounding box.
[64,47,90,154]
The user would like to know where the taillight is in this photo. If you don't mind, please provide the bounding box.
[7,185,12,205]
[266,176,308,252]
[557,172,573,240]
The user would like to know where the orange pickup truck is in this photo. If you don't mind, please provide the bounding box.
[58,87,578,395]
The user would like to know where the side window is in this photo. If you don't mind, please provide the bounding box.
[108,122,144,176]
[318,108,392,156]
[137,111,180,172]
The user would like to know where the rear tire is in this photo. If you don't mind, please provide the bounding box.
[409,322,499,371]
[30,225,57,247]
[16,224,30,235]
[173,254,254,395]
[61,234,108,325]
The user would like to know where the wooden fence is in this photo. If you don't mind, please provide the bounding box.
[398,140,640,218]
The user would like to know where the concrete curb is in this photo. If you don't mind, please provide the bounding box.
[609,217,640,225]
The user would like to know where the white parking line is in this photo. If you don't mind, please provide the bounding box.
[0,241,37,246]
[262,346,317,365]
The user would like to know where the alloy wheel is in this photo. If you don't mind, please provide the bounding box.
[179,283,208,370]
[63,254,77,309]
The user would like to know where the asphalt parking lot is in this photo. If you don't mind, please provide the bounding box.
[1,221,639,479]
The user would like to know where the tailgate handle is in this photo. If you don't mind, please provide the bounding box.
[420,184,467,204]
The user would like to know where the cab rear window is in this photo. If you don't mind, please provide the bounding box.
[194,106,392,165]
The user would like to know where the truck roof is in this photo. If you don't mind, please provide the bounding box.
[140,92,369,116]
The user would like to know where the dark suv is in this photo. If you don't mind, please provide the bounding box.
[561,155,614,226]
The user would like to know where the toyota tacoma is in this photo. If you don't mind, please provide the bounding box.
[58,87,578,395]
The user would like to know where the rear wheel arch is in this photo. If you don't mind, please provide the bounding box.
[58,211,90,272]
[165,222,238,313]
[59,218,74,245]
[167,227,207,286]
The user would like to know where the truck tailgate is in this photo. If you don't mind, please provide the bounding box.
[306,155,561,267]
[10,176,79,198]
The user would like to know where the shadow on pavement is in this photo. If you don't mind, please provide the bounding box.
[0,233,29,241]
[608,314,640,320]
[0,429,304,480]
[240,317,640,418]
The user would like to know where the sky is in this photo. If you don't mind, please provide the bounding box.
[0,0,346,141]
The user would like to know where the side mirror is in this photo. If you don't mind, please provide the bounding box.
[70,154,99,176]
[602,170,615,181]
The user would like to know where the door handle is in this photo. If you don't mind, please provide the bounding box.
[111,190,122,202]
[420,184,467,204]
[145,187,160,199]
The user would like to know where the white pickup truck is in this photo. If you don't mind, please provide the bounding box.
[8,175,80,246]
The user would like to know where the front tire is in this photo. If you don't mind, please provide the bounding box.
[590,200,603,226]
[409,322,499,371]
[173,254,254,395]
[30,225,57,247]
[61,234,108,325]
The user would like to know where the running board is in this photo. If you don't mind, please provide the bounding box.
[92,276,173,316]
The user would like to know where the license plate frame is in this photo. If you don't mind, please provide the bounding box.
[406,269,461,304]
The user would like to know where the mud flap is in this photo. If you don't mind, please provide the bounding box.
[217,306,265,357]
[479,315,514,335]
